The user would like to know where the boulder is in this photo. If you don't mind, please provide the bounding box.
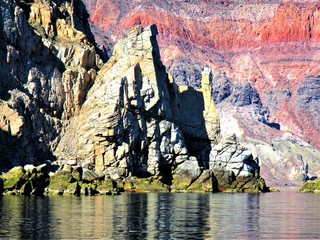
[209,135,267,192]
[2,166,25,191]
[48,171,74,195]
[82,168,102,182]
[80,179,116,196]
[2,166,49,195]
[171,157,202,191]
[71,166,83,181]
[299,179,320,193]
[24,164,37,174]
[63,182,81,196]
[36,164,48,173]
[96,179,115,195]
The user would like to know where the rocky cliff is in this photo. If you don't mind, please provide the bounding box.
[1,0,318,190]
[0,0,101,169]
[0,1,267,193]
[56,25,266,192]
[81,0,320,186]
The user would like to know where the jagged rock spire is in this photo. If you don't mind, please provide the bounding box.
[56,25,267,192]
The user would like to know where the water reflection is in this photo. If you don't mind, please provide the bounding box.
[0,192,320,239]
[0,196,51,239]
[207,193,261,239]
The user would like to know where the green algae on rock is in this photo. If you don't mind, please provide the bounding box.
[2,166,49,195]
[48,171,75,195]
[299,179,320,193]
[123,177,170,193]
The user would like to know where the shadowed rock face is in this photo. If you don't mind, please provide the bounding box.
[81,0,320,186]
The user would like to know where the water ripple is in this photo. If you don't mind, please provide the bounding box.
[0,192,319,239]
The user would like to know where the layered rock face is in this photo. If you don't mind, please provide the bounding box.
[0,0,101,169]
[1,0,313,190]
[82,0,320,186]
[56,25,267,192]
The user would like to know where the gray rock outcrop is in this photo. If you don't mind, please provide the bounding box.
[56,24,267,192]
[0,0,100,170]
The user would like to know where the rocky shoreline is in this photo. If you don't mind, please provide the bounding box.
[2,163,319,195]
[0,161,271,196]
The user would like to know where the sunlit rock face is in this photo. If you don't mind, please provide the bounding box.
[0,0,100,169]
[82,0,320,186]
[56,25,266,192]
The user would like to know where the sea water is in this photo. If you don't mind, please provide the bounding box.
[0,190,319,239]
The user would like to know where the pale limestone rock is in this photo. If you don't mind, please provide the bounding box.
[62,164,72,173]
[82,168,100,182]
[172,157,202,191]
[56,25,176,178]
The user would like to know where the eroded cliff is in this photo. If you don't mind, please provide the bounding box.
[56,25,267,192]
[0,1,267,193]
[0,0,101,169]
[82,0,320,186]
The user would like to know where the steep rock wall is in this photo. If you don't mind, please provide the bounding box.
[56,25,266,192]
[0,0,100,169]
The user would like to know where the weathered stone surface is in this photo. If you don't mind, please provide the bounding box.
[55,25,266,192]
[172,157,202,191]
[2,166,25,191]
[209,134,268,192]
[173,68,220,143]
[188,170,217,192]
[0,101,24,137]
[36,164,48,173]
[82,168,102,182]
[0,0,100,171]
[95,179,115,195]
[123,177,170,193]
[48,171,74,195]
[24,164,37,173]
[1,165,49,195]
[63,182,81,196]
[71,166,83,181]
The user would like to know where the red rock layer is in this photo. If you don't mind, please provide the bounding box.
[89,2,320,49]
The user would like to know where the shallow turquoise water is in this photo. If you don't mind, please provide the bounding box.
[0,191,319,239]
